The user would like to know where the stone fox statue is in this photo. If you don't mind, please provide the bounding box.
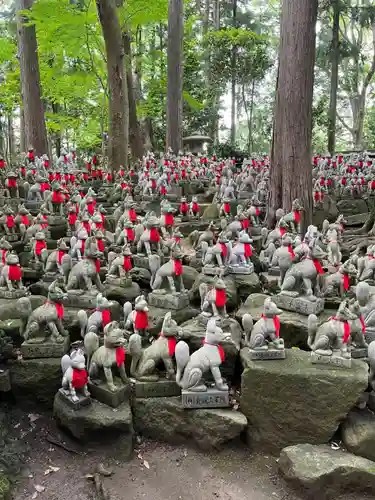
[18,280,68,344]
[128,312,181,381]
[175,318,232,392]
[61,349,90,402]
[242,297,284,350]
[149,247,185,293]
[84,321,127,392]
[45,238,72,282]
[66,236,104,292]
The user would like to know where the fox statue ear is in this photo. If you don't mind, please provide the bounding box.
[161,312,172,331]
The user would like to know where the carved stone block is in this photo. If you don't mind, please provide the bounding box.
[4,234,19,243]
[268,266,281,277]
[228,264,254,275]
[273,292,325,316]
[105,275,132,288]
[63,290,98,309]
[202,265,228,276]
[21,336,70,359]
[248,348,286,360]
[88,379,129,408]
[0,288,27,299]
[310,352,351,368]
[48,215,66,226]
[58,388,91,410]
[148,291,190,310]
[351,347,368,359]
[130,378,180,398]
[181,388,230,409]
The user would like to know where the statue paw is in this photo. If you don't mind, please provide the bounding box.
[108,384,117,392]
[71,395,79,402]
[217,383,229,391]
[84,389,90,397]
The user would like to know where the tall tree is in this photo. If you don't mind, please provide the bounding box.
[166,0,184,153]
[230,0,237,147]
[268,0,318,230]
[96,0,128,170]
[327,0,340,153]
[16,0,48,156]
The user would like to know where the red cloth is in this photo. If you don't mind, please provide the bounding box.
[0,160,5,169]
[95,259,100,272]
[343,274,350,291]
[165,213,174,226]
[261,313,280,337]
[179,203,188,214]
[80,240,85,255]
[160,186,167,195]
[241,219,249,230]
[99,309,111,327]
[223,203,230,213]
[95,222,104,230]
[244,243,252,258]
[135,311,148,329]
[57,250,66,265]
[52,191,64,203]
[203,340,225,362]
[82,221,91,234]
[220,243,227,257]
[126,228,135,241]
[314,191,320,202]
[128,209,137,222]
[293,210,301,223]
[255,207,260,217]
[21,215,30,226]
[28,151,35,161]
[174,259,183,276]
[123,255,132,271]
[8,264,22,281]
[192,202,199,213]
[313,259,324,275]
[341,177,347,186]
[1,249,7,264]
[72,368,88,389]
[68,213,77,226]
[215,289,226,307]
[330,317,351,344]
[97,239,105,252]
[87,203,95,215]
[149,227,160,243]
[7,178,17,188]
[288,245,295,259]
[116,347,125,367]
[6,216,14,228]
[92,155,98,166]
[35,240,46,255]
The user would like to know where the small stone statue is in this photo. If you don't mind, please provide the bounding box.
[322,260,357,298]
[44,239,71,283]
[356,282,375,334]
[129,312,180,381]
[78,293,113,337]
[61,349,90,403]
[30,231,48,270]
[189,196,200,217]
[149,247,185,294]
[242,298,285,359]
[279,198,304,235]
[70,229,88,261]
[137,214,162,256]
[199,277,228,320]
[219,197,232,218]
[0,252,25,295]
[229,232,254,273]
[175,317,230,392]
[270,234,294,284]
[5,172,19,198]
[106,245,133,286]
[124,295,149,337]
[66,236,104,292]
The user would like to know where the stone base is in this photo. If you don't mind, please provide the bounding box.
[202,265,228,276]
[148,290,190,310]
[105,275,132,288]
[249,226,261,237]
[198,313,226,327]
[42,271,59,283]
[21,337,70,359]
[58,388,91,410]
[130,378,180,398]
[351,347,368,359]
[0,288,27,299]
[181,388,230,409]
[88,379,129,408]
[4,233,19,243]
[48,215,66,226]
[273,292,325,316]
[311,352,351,368]
[269,266,281,277]
[248,348,286,360]
[29,261,43,272]
[0,368,11,392]
[63,290,99,309]
[228,264,254,275]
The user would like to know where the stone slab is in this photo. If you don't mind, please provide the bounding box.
[311,352,351,368]
[63,290,99,309]
[21,337,70,359]
[148,291,190,310]
[273,293,325,316]
[351,347,368,359]
[0,289,27,299]
[249,348,286,360]
[4,233,19,243]
[268,266,281,277]
[105,275,132,288]
[88,379,129,408]
[58,388,91,410]
[181,388,230,409]
[130,378,180,398]
[202,265,228,276]
[0,369,11,392]
[228,264,254,275]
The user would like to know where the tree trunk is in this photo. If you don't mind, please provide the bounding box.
[19,108,26,153]
[166,0,184,153]
[327,0,340,154]
[51,102,61,157]
[96,0,128,171]
[123,31,144,159]
[230,0,237,147]
[211,0,220,145]
[16,0,48,156]
[268,0,318,232]
[7,114,14,161]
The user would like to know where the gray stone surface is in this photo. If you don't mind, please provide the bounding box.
[130,379,180,398]
[249,348,286,360]
[232,271,261,301]
[240,348,368,452]
[10,357,62,409]
[88,379,129,408]
[311,352,352,368]
[181,388,230,408]
[21,337,70,359]
[202,203,219,220]
[132,396,247,450]
[63,290,98,309]
[0,369,11,392]
[54,391,134,456]
[191,273,237,311]
[148,291,190,310]
[341,409,375,462]
[58,388,91,410]
[104,282,141,302]
[337,198,368,217]
[147,305,200,336]
[279,443,375,498]
[228,264,254,275]
[273,292,325,316]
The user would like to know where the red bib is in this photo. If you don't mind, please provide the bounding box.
[149,227,160,243]
[313,259,324,275]
[123,255,132,272]
[87,203,95,215]
[279,227,286,236]
[192,202,199,213]
[35,240,46,255]
[160,333,177,356]
[45,300,64,319]
[52,191,64,204]
[99,308,111,327]
[241,219,249,229]
[215,289,226,307]
[57,250,66,265]
[288,245,295,259]
[165,213,174,226]
[220,243,227,257]
[135,311,148,329]
[1,249,7,264]
[6,215,14,228]
[174,259,183,276]
[95,259,100,272]
[72,368,88,389]
[261,313,280,337]
[179,203,188,214]
[8,264,22,281]
[244,243,252,258]
[68,213,77,226]
[7,178,17,188]
[343,273,350,291]
[293,210,301,223]
[97,239,105,252]
[224,203,230,213]
[203,340,225,362]
[126,228,135,241]
[128,209,137,222]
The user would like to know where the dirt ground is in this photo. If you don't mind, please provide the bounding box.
[8,411,375,500]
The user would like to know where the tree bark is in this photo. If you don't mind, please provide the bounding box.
[268,0,318,232]
[230,0,237,147]
[166,0,184,153]
[96,0,128,171]
[123,31,144,159]
[51,102,61,157]
[7,114,14,161]
[19,108,26,153]
[16,0,48,156]
[327,0,340,154]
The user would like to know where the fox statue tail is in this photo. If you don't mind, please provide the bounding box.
[128,333,142,377]
[175,341,190,387]
[307,314,319,350]
[77,310,88,338]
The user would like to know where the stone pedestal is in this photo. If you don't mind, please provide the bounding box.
[4,233,19,243]
[269,266,281,277]
[351,347,368,359]
[273,292,325,316]
[130,378,180,398]
[248,347,286,360]
[0,368,11,392]
[63,290,99,309]
[105,275,132,288]
[58,388,91,410]
[88,379,129,408]
[48,215,66,226]
[181,388,230,409]
[21,337,70,359]
[0,289,27,299]
[148,290,190,310]
[311,352,351,368]
[202,265,228,276]
[42,271,59,283]
[228,263,254,275]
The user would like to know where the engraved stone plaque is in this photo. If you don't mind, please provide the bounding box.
[130,378,180,398]
[148,291,190,310]
[88,379,129,408]
[202,265,228,276]
[21,336,70,359]
[310,352,351,368]
[181,388,230,409]
[249,348,286,360]
[273,293,325,316]
[228,264,254,275]
[351,347,368,359]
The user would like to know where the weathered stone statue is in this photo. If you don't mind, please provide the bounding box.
[66,236,104,293]
[70,229,88,261]
[78,293,113,337]
[201,233,231,275]
[279,198,304,235]
[0,252,26,297]
[46,183,65,216]
[269,234,294,283]
[175,317,231,408]
[137,214,162,256]
[106,245,133,287]
[44,239,71,283]
[355,282,375,339]
[189,196,200,217]
[30,231,48,270]
[60,349,90,406]
[242,298,285,359]
[18,280,69,357]
[199,277,228,320]
[5,172,19,198]
[229,232,254,274]
[124,295,149,337]
[322,260,357,298]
